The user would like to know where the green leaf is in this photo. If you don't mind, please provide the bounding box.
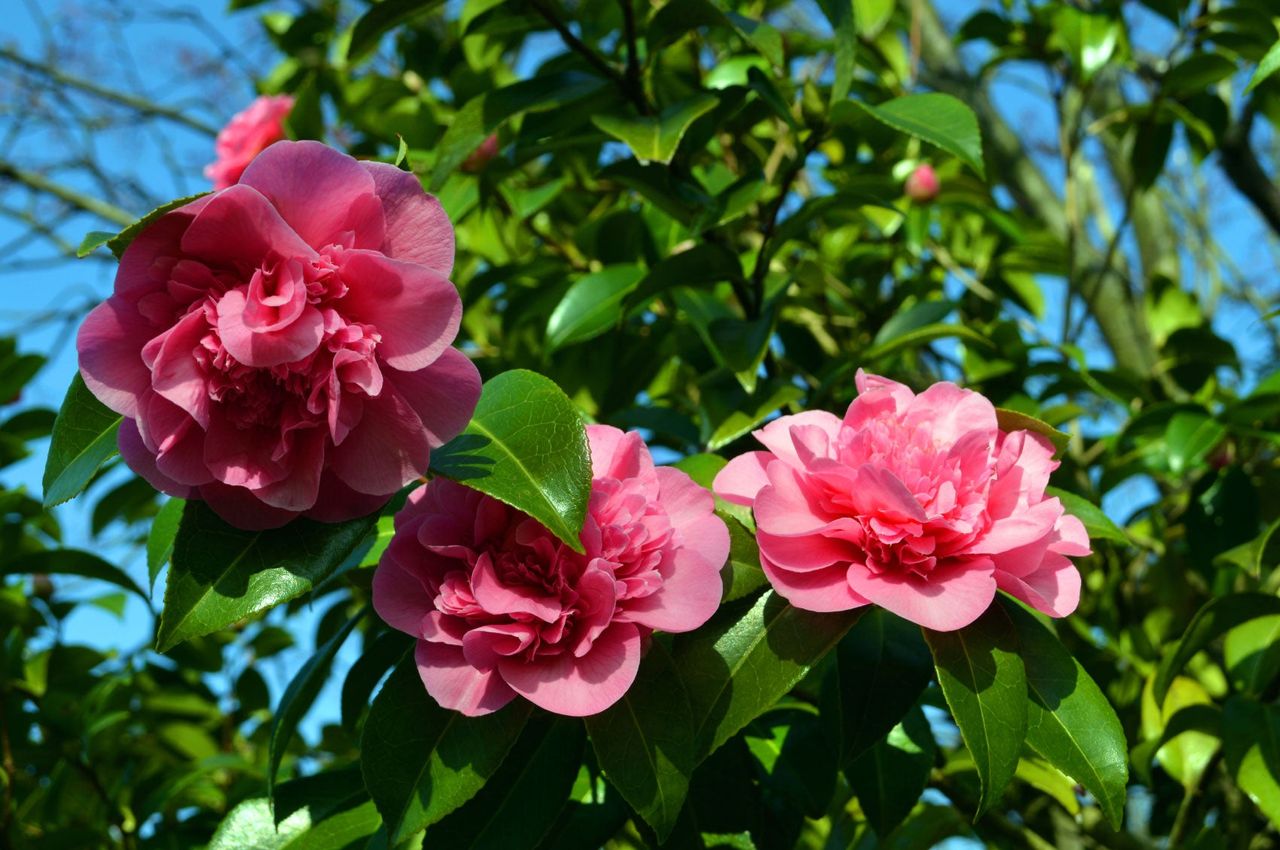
[1223,697,1280,828]
[546,265,646,351]
[425,717,584,850]
[347,0,446,63]
[289,803,382,850]
[342,630,414,734]
[156,502,376,652]
[77,231,115,258]
[1247,38,1280,92]
[1002,598,1128,828]
[873,300,956,348]
[429,370,591,553]
[821,608,934,766]
[146,497,184,592]
[862,321,995,362]
[0,548,147,600]
[586,642,695,841]
[430,73,605,190]
[847,94,985,178]
[1051,7,1120,83]
[361,659,530,844]
[672,590,860,762]
[708,382,804,450]
[591,94,718,164]
[721,514,768,602]
[1153,592,1280,704]
[42,374,122,507]
[846,706,937,837]
[1225,614,1280,695]
[269,609,365,796]
[1165,52,1238,96]
[1165,411,1226,475]
[924,605,1027,815]
[275,766,367,827]
[854,0,895,37]
[817,0,857,103]
[646,0,784,66]
[995,408,1070,455]
[209,798,310,850]
[623,243,743,316]
[106,192,210,259]
[1215,517,1280,577]
[1046,487,1129,545]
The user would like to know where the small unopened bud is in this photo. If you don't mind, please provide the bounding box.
[461,134,500,173]
[904,164,940,203]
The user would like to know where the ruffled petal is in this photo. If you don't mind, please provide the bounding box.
[363,161,454,275]
[497,622,642,717]
[338,250,462,371]
[846,559,997,632]
[416,640,518,717]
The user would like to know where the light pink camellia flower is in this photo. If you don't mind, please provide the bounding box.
[205,94,294,190]
[77,140,480,529]
[714,371,1089,632]
[372,424,730,717]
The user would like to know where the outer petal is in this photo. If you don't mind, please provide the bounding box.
[330,383,431,496]
[114,198,210,300]
[197,480,297,530]
[753,410,843,467]
[77,298,154,418]
[498,621,642,717]
[118,418,197,499]
[846,559,997,632]
[387,347,481,448]
[238,140,383,250]
[713,451,774,507]
[181,184,316,270]
[997,555,1081,619]
[372,548,435,637]
[587,425,653,482]
[968,499,1061,555]
[304,470,392,523]
[416,640,518,717]
[655,467,727,563]
[757,528,859,572]
[753,463,832,536]
[363,161,455,275]
[339,250,462,371]
[761,556,869,612]
[905,381,998,447]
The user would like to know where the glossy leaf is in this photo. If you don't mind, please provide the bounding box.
[429,369,592,553]
[1223,697,1280,828]
[1153,592,1280,703]
[672,590,860,762]
[1246,38,1280,92]
[1225,614,1280,695]
[1165,411,1226,475]
[995,408,1070,455]
[586,642,695,841]
[1046,487,1129,545]
[209,798,309,850]
[592,94,718,164]
[42,374,121,507]
[546,265,646,351]
[925,605,1027,815]
[849,94,985,178]
[0,548,147,599]
[156,502,376,652]
[361,660,530,844]
[1003,598,1128,828]
[146,497,184,591]
[846,706,937,837]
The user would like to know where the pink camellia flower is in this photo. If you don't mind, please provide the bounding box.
[77,140,480,529]
[713,371,1089,632]
[904,163,940,202]
[372,424,729,717]
[205,94,294,190]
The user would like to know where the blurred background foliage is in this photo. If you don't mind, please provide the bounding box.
[2,0,1280,848]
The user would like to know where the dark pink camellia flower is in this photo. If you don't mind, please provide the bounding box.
[714,371,1089,632]
[78,140,480,529]
[205,94,294,190]
[372,424,730,717]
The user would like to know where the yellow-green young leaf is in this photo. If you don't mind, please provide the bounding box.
[361,660,530,844]
[1139,675,1219,789]
[591,94,718,165]
[546,265,646,351]
[708,383,804,450]
[1050,7,1120,83]
[1225,614,1280,695]
[43,374,121,507]
[846,706,936,837]
[845,94,985,178]
[1247,39,1280,93]
[1002,598,1128,829]
[586,643,695,842]
[854,0,894,37]
[1153,593,1280,704]
[429,370,592,553]
[156,503,376,652]
[673,591,861,762]
[209,797,382,850]
[1223,697,1280,828]
[924,605,1027,816]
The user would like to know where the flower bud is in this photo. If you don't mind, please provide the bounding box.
[461,133,500,173]
[904,163,940,202]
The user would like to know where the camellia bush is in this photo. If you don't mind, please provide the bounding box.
[4,1,1280,849]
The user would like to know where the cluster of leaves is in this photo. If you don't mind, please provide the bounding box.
[4,0,1280,849]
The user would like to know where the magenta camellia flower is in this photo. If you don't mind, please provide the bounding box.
[77,140,480,529]
[205,94,294,190]
[714,371,1089,632]
[372,424,730,717]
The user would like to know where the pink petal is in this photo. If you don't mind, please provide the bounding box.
[303,470,392,523]
[250,427,327,512]
[216,287,325,368]
[997,555,1080,618]
[471,553,562,622]
[761,557,869,612]
[713,451,774,506]
[587,425,653,481]
[461,623,539,670]
[969,499,1061,555]
[846,465,927,523]
[387,347,481,448]
[197,480,297,530]
[624,514,726,633]
[238,140,384,250]
[181,184,316,270]
[905,381,997,446]
[753,411,842,467]
[203,414,291,491]
[372,544,436,637]
[338,250,462,371]
[497,622,642,717]
[146,307,212,428]
[136,393,213,487]
[330,383,431,496]
[77,298,155,419]
[757,528,859,572]
[118,417,197,499]
[1051,513,1091,557]
[113,198,210,300]
[846,559,997,631]
[654,467,723,548]
[363,161,455,275]
[754,462,832,536]
[416,640,518,717]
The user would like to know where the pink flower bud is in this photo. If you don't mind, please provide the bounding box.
[461,134,500,173]
[905,164,940,203]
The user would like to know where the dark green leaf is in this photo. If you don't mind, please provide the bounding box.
[1165,411,1226,475]
[0,548,146,599]
[845,94,985,178]
[846,706,937,837]
[429,370,591,553]
[342,630,414,734]
[146,497,184,592]
[862,322,995,361]
[269,609,365,796]
[362,660,530,843]
[347,0,446,63]
[995,408,1070,455]
[586,642,694,841]
[42,374,121,507]
[708,382,804,450]
[1223,697,1280,827]
[275,766,368,826]
[817,0,856,102]
[1165,52,1238,95]
[1003,598,1128,828]
[1153,592,1280,703]
[1046,487,1128,545]
[821,608,933,766]
[546,265,646,351]
[673,591,860,762]
[624,244,743,316]
[157,502,376,652]
[925,605,1026,815]
[591,94,718,164]
[721,514,767,603]
[873,300,956,347]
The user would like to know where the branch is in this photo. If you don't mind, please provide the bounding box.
[0,161,135,226]
[527,0,649,113]
[1220,102,1280,239]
